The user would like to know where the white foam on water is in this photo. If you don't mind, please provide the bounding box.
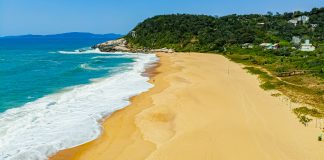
[58,48,104,54]
[91,54,135,59]
[79,63,113,71]
[0,53,158,160]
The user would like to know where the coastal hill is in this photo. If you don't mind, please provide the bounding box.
[0,32,123,39]
[125,8,323,52]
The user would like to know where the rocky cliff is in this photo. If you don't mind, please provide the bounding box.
[92,38,130,52]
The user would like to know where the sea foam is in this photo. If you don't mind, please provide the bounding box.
[0,53,158,160]
[58,48,103,54]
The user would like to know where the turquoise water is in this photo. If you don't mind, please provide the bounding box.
[0,37,134,112]
[0,37,157,159]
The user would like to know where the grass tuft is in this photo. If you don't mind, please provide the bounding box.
[293,107,323,118]
[244,67,276,90]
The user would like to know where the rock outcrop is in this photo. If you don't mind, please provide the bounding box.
[93,38,175,53]
[92,38,130,52]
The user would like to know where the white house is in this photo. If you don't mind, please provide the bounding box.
[288,19,298,26]
[260,43,272,48]
[151,48,174,53]
[300,40,315,52]
[300,15,310,24]
[260,43,278,50]
[288,15,310,26]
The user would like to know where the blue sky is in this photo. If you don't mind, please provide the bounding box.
[0,0,323,36]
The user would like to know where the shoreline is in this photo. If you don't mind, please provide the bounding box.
[50,52,169,160]
[51,52,324,160]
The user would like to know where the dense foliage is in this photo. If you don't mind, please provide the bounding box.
[125,8,324,52]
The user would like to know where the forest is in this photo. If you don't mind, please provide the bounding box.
[125,8,323,51]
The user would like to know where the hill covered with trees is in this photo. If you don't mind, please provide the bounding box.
[125,8,323,52]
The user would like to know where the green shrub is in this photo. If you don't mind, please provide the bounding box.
[260,81,276,90]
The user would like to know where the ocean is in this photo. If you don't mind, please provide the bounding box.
[0,37,157,159]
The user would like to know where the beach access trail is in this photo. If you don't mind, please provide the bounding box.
[52,52,324,160]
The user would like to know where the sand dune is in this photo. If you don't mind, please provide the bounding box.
[52,52,324,160]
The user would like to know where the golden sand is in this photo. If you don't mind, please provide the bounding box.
[51,52,324,160]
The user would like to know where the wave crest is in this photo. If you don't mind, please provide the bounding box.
[58,48,103,54]
[79,63,112,71]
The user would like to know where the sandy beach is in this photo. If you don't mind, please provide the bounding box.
[51,52,324,160]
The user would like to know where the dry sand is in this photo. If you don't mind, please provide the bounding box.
[51,52,324,160]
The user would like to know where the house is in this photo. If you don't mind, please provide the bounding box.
[242,43,254,49]
[260,43,279,50]
[288,19,298,26]
[291,36,301,45]
[288,15,310,26]
[260,43,272,47]
[300,15,310,24]
[260,43,272,49]
[300,40,315,52]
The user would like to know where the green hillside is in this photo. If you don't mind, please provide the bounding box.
[125,8,323,52]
